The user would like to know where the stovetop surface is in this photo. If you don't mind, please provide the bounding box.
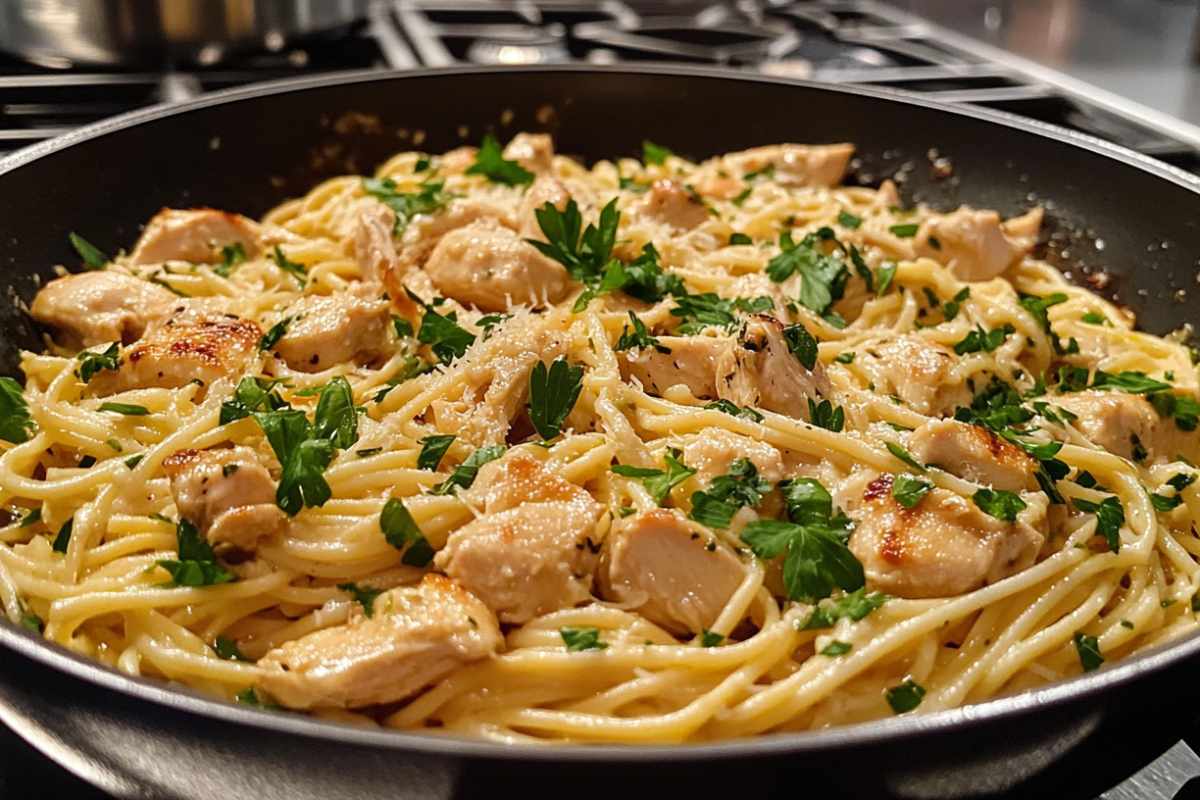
[4,2,1200,798]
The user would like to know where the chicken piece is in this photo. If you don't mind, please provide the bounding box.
[689,170,744,201]
[354,201,398,285]
[598,509,748,636]
[257,574,502,710]
[424,223,571,312]
[29,271,178,348]
[1001,207,1043,251]
[467,451,601,517]
[912,208,1027,282]
[681,429,784,485]
[716,315,834,420]
[436,502,601,624]
[269,290,391,372]
[629,179,709,230]
[90,316,261,394]
[439,146,478,175]
[429,313,568,445]
[161,446,284,554]
[868,180,901,215]
[519,175,572,239]
[129,208,262,266]
[144,297,239,333]
[726,274,792,324]
[909,419,1038,492]
[502,133,555,174]
[723,143,854,189]
[619,334,729,400]
[849,474,1044,598]
[856,334,973,416]
[1054,391,1200,464]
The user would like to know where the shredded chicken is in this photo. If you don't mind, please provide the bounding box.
[29,270,177,348]
[269,289,391,372]
[599,509,747,636]
[161,447,283,554]
[130,208,263,266]
[424,223,571,312]
[849,474,1045,598]
[257,574,502,709]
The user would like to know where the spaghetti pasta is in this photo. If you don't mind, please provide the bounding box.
[3,133,1199,744]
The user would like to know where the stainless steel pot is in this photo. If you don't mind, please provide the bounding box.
[0,0,372,67]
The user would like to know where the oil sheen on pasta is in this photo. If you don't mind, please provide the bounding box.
[3,133,1199,743]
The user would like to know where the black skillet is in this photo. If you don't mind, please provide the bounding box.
[2,65,1200,800]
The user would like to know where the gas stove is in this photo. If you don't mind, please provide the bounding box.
[2,2,1200,799]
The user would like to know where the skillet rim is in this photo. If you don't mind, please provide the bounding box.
[3,62,1200,762]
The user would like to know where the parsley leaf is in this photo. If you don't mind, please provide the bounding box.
[417,434,455,471]
[0,377,33,444]
[253,410,333,516]
[689,459,772,529]
[75,343,120,382]
[704,399,764,422]
[886,442,925,473]
[235,687,281,710]
[885,680,926,713]
[700,629,725,647]
[612,455,696,506]
[157,518,237,587]
[363,177,453,237]
[767,228,850,316]
[220,377,288,425]
[1018,293,1068,334]
[1148,392,1200,432]
[820,640,852,657]
[406,288,476,365]
[213,243,247,278]
[876,262,898,296]
[782,323,819,371]
[1073,631,1104,672]
[309,376,359,449]
[837,210,862,230]
[528,358,583,441]
[561,626,608,651]
[807,398,845,432]
[888,223,920,238]
[835,351,856,365]
[615,311,666,353]
[380,497,434,567]
[799,587,890,630]
[270,246,307,286]
[68,232,108,269]
[528,197,618,283]
[972,488,1027,523]
[338,582,384,618]
[214,635,251,662]
[465,134,535,186]
[643,140,672,165]
[1151,492,1183,512]
[430,445,506,495]
[729,232,753,246]
[52,518,72,553]
[953,324,1015,355]
[1090,371,1172,394]
[258,314,295,351]
[98,402,149,416]
[1167,472,1197,492]
[892,474,933,509]
[670,293,738,335]
[1073,495,1125,551]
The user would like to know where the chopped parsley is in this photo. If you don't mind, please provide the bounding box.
[614,311,666,353]
[560,626,608,651]
[885,442,925,473]
[876,262,898,296]
[574,243,685,312]
[1073,495,1125,552]
[885,679,926,713]
[363,176,453,236]
[1148,392,1200,432]
[670,292,738,335]
[270,246,307,286]
[892,474,933,509]
[406,288,476,364]
[807,398,845,433]
[688,459,772,529]
[953,324,1015,356]
[888,223,920,239]
[51,518,73,553]
[1018,293,1068,334]
[220,377,288,425]
[972,488,1026,523]
[1073,631,1104,672]
[820,640,853,657]
[98,402,149,416]
[528,197,618,284]
[338,582,385,617]
[380,497,434,567]
[837,210,862,230]
[528,358,583,441]
[612,454,696,506]
[704,399,764,423]
[157,518,237,587]
[1081,311,1107,325]
[798,587,890,630]
[943,287,970,321]
[19,508,41,528]
[257,314,295,351]
[782,323,819,371]
[1151,492,1182,512]
[700,629,725,647]
[213,243,247,278]
[643,140,672,165]
[0,377,33,444]
[75,342,120,382]
[235,687,280,710]
[767,228,850,318]
[729,232,753,246]
[430,445,506,495]
[416,434,455,471]
[214,635,251,662]
[68,232,108,269]
[834,352,856,364]
[465,134,535,186]
[1167,472,1197,492]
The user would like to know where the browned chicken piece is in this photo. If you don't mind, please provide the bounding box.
[715,315,834,421]
[598,509,747,636]
[912,208,1028,282]
[723,143,854,189]
[867,179,901,214]
[439,146,478,175]
[856,334,974,416]
[161,446,284,554]
[502,132,555,174]
[90,316,261,394]
[354,202,398,286]
[269,290,391,372]
[257,574,502,710]
[628,179,709,230]
[467,451,601,517]
[129,208,263,266]
[29,271,178,348]
[619,335,730,399]
[424,223,571,312]
[909,419,1038,493]
[849,474,1044,599]
[1000,207,1044,251]
[681,429,784,485]
[429,313,568,445]
[689,170,744,201]
[144,297,239,332]
[519,175,572,240]
[1053,391,1200,464]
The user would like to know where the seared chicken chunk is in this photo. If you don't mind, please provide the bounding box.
[161,446,283,554]
[1054,391,1200,464]
[502,132,555,175]
[856,334,973,416]
[629,179,709,231]
[438,453,605,623]
[90,316,261,394]
[913,208,1029,282]
[909,419,1038,492]
[849,474,1044,598]
[599,509,747,636]
[257,574,502,710]
[130,208,263,266]
[354,202,398,286]
[29,270,177,348]
[716,315,834,420]
[424,223,571,312]
[723,143,854,188]
[681,429,784,485]
[620,335,729,400]
[269,290,391,372]
[519,175,572,239]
